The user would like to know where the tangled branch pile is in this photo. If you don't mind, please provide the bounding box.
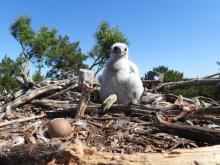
[0,70,220,165]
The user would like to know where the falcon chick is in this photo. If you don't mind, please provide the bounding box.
[99,43,144,107]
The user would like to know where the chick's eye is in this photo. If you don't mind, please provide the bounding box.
[125,48,127,51]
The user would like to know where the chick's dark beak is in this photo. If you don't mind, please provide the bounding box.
[113,46,121,53]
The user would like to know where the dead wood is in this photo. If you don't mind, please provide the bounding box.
[31,99,78,109]
[157,113,220,144]
[194,106,220,115]
[0,70,220,164]
[201,72,220,79]
[46,83,78,99]
[0,96,7,102]
[0,85,62,118]
[31,100,164,116]
[1,142,220,165]
[187,115,220,124]
[45,77,79,100]
[16,57,35,89]
[152,78,220,92]
[142,80,162,85]
[0,114,46,128]
[75,69,94,118]
[0,143,61,165]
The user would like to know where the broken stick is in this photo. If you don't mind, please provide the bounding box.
[0,114,46,128]
[75,69,94,118]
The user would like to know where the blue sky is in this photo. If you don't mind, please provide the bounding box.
[0,0,220,78]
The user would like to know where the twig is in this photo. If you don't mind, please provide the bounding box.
[0,114,46,128]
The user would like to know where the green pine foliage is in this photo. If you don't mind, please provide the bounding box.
[0,55,22,92]
[153,66,184,82]
[10,15,87,78]
[89,21,128,74]
[32,68,44,84]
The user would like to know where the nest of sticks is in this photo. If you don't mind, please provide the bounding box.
[0,70,220,165]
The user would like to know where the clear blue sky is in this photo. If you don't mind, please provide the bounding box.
[0,0,220,78]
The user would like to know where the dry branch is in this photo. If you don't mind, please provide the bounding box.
[31,99,78,109]
[46,84,78,99]
[157,113,220,144]
[0,85,62,118]
[153,78,220,91]
[194,106,220,115]
[0,114,46,128]
[201,72,220,79]
[142,80,162,85]
[16,57,35,89]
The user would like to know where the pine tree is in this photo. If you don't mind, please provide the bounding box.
[10,15,87,78]
[88,21,128,75]
[0,55,22,92]
[32,68,44,84]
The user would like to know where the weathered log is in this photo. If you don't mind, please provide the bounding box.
[1,142,220,165]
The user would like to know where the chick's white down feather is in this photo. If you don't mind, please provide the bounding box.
[99,43,144,105]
